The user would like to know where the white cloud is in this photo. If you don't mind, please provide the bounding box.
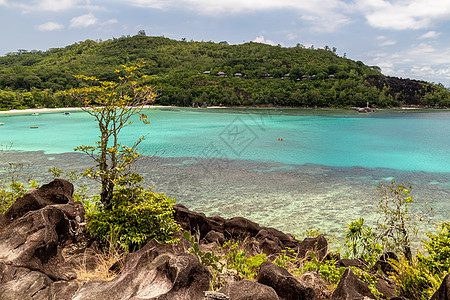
[127,0,352,31]
[286,33,298,41]
[102,19,119,25]
[253,35,277,46]
[419,31,441,39]
[5,0,102,13]
[376,35,396,47]
[70,13,98,28]
[37,22,65,31]
[367,43,450,83]
[356,0,450,30]
[379,40,397,47]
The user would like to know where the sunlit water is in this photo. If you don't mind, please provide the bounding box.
[0,108,449,240]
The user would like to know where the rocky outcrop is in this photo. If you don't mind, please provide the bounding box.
[300,272,332,299]
[2,181,428,300]
[0,178,83,298]
[331,268,376,300]
[72,239,211,300]
[219,279,279,300]
[173,204,299,254]
[0,178,81,228]
[257,261,316,300]
[0,205,77,280]
[296,235,328,261]
[337,258,366,269]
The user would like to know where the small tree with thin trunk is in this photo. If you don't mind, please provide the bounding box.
[65,64,156,209]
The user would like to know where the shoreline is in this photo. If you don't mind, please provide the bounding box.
[0,104,447,116]
[0,107,83,115]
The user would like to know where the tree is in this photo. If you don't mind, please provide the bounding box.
[64,65,156,209]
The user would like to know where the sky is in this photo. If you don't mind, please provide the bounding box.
[1,0,450,86]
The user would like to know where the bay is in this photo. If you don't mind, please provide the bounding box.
[0,107,449,239]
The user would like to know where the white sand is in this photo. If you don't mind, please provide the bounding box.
[0,107,83,115]
[0,105,233,115]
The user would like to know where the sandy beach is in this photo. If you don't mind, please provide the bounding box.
[0,105,232,116]
[0,107,84,115]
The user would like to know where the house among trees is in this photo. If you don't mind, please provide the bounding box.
[234,73,243,78]
[202,71,211,75]
[217,72,227,77]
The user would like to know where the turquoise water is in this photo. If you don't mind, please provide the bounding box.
[0,108,449,238]
[1,108,450,172]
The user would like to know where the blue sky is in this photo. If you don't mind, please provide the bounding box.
[1,0,450,86]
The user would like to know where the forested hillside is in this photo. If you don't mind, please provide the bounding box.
[0,35,449,109]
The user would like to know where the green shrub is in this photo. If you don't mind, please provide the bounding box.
[302,252,345,286]
[418,222,450,276]
[86,186,181,250]
[220,240,267,280]
[344,217,382,265]
[389,255,441,300]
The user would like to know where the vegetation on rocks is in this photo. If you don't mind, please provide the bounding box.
[0,59,448,299]
[87,186,181,251]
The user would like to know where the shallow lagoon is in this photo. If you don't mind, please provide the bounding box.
[0,108,449,238]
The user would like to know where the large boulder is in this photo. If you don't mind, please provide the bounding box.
[224,217,261,237]
[337,258,366,269]
[259,227,298,248]
[300,271,332,299]
[0,178,75,228]
[173,204,222,239]
[0,205,77,280]
[0,263,52,299]
[257,261,316,300]
[73,239,211,300]
[174,204,300,256]
[331,268,376,300]
[431,273,450,300]
[0,262,79,300]
[296,235,328,261]
[0,178,86,298]
[219,279,279,300]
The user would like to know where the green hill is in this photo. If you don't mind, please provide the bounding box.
[0,35,449,109]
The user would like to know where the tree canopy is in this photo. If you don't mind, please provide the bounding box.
[0,35,449,109]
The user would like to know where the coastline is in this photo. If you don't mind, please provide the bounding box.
[0,107,83,115]
[0,104,445,116]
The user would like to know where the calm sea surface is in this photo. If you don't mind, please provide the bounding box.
[0,108,449,238]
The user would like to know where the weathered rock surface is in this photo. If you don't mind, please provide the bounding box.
[331,268,376,300]
[0,179,85,299]
[431,273,450,300]
[0,178,79,228]
[0,205,77,280]
[296,235,328,261]
[219,279,279,300]
[337,258,366,269]
[0,179,82,281]
[173,204,299,254]
[374,278,397,299]
[257,261,316,300]
[73,239,211,300]
[300,271,332,299]
[0,263,53,300]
